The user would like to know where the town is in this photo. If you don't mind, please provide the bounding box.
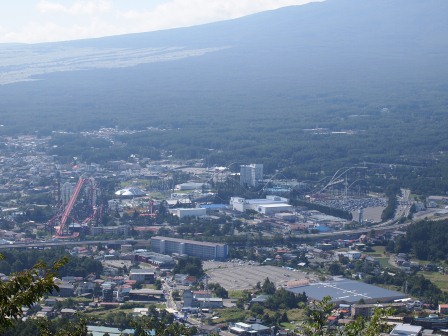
[1,131,448,336]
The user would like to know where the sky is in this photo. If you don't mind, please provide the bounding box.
[0,0,321,44]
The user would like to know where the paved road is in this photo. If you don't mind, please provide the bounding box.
[0,221,410,250]
[0,197,441,251]
[0,239,135,249]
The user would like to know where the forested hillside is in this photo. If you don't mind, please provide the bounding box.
[394,220,448,261]
[0,0,447,192]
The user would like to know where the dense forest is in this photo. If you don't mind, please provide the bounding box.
[172,256,204,277]
[0,248,102,278]
[393,219,448,262]
[1,0,448,196]
[366,271,447,306]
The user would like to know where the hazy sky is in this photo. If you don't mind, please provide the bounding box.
[0,0,321,44]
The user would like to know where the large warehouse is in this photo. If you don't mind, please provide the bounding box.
[230,195,292,214]
[169,207,207,218]
[150,236,228,261]
[288,278,406,304]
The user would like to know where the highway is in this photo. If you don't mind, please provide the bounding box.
[0,218,409,250]
[0,239,144,250]
[0,190,442,250]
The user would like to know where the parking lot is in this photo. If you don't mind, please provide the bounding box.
[204,261,316,291]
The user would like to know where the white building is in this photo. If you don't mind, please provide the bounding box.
[230,197,247,212]
[230,322,252,335]
[169,208,207,218]
[240,164,263,187]
[114,187,146,197]
[61,182,74,205]
[230,196,291,215]
[175,182,209,191]
[257,203,292,215]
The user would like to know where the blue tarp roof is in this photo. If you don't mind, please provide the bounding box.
[199,204,227,210]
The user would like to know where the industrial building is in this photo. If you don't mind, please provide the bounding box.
[175,182,210,191]
[90,225,128,236]
[240,163,263,187]
[150,236,228,260]
[128,289,164,302]
[183,290,224,309]
[230,195,292,214]
[390,324,423,336]
[229,322,271,335]
[129,269,155,283]
[169,207,207,218]
[288,279,406,304]
[133,250,175,268]
[256,203,293,215]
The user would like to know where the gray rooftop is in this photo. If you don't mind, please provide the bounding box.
[129,268,155,274]
[390,323,423,335]
[151,236,227,247]
[288,279,406,304]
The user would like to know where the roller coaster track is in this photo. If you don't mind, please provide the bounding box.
[56,177,86,236]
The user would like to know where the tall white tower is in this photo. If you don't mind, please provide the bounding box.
[358,207,363,224]
[240,164,263,187]
[61,182,74,206]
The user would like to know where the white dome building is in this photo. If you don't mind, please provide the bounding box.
[114,187,146,198]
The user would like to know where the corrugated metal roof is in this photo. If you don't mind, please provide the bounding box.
[288,278,405,304]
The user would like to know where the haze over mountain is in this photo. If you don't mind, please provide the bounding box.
[0,0,447,179]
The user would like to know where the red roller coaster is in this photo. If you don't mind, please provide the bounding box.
[139,199,157,218]
[52,177,99,239]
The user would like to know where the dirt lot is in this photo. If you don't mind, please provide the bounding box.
[204,261,316,291]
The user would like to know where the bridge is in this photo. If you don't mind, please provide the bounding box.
[0,221,406,250]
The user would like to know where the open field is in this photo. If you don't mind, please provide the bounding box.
[369,246,386,255]
[378,257,395,269]
[287,309,306,322]
[213,307,250,324]
[228,290,246,299]
[363,246,399,269]
[421,271,448,292]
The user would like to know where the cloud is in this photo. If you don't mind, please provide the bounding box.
[37,0,111,15]
[37,1,66,14]
[121,0,322,31]
[0,0,321,43]
[0,19,124,44]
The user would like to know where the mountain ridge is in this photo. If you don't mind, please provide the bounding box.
[0,0,447,178]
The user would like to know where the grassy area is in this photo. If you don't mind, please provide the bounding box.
[280,322,296,331]
[212,307,250,323]
[287,309,306,322]
[121,179,150,188]
[421,271,448,292]
[228,290,247,299]
[377,257,394,269]
[84,307,116,317]
[363,246,386,256]
[364,246,400,270]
